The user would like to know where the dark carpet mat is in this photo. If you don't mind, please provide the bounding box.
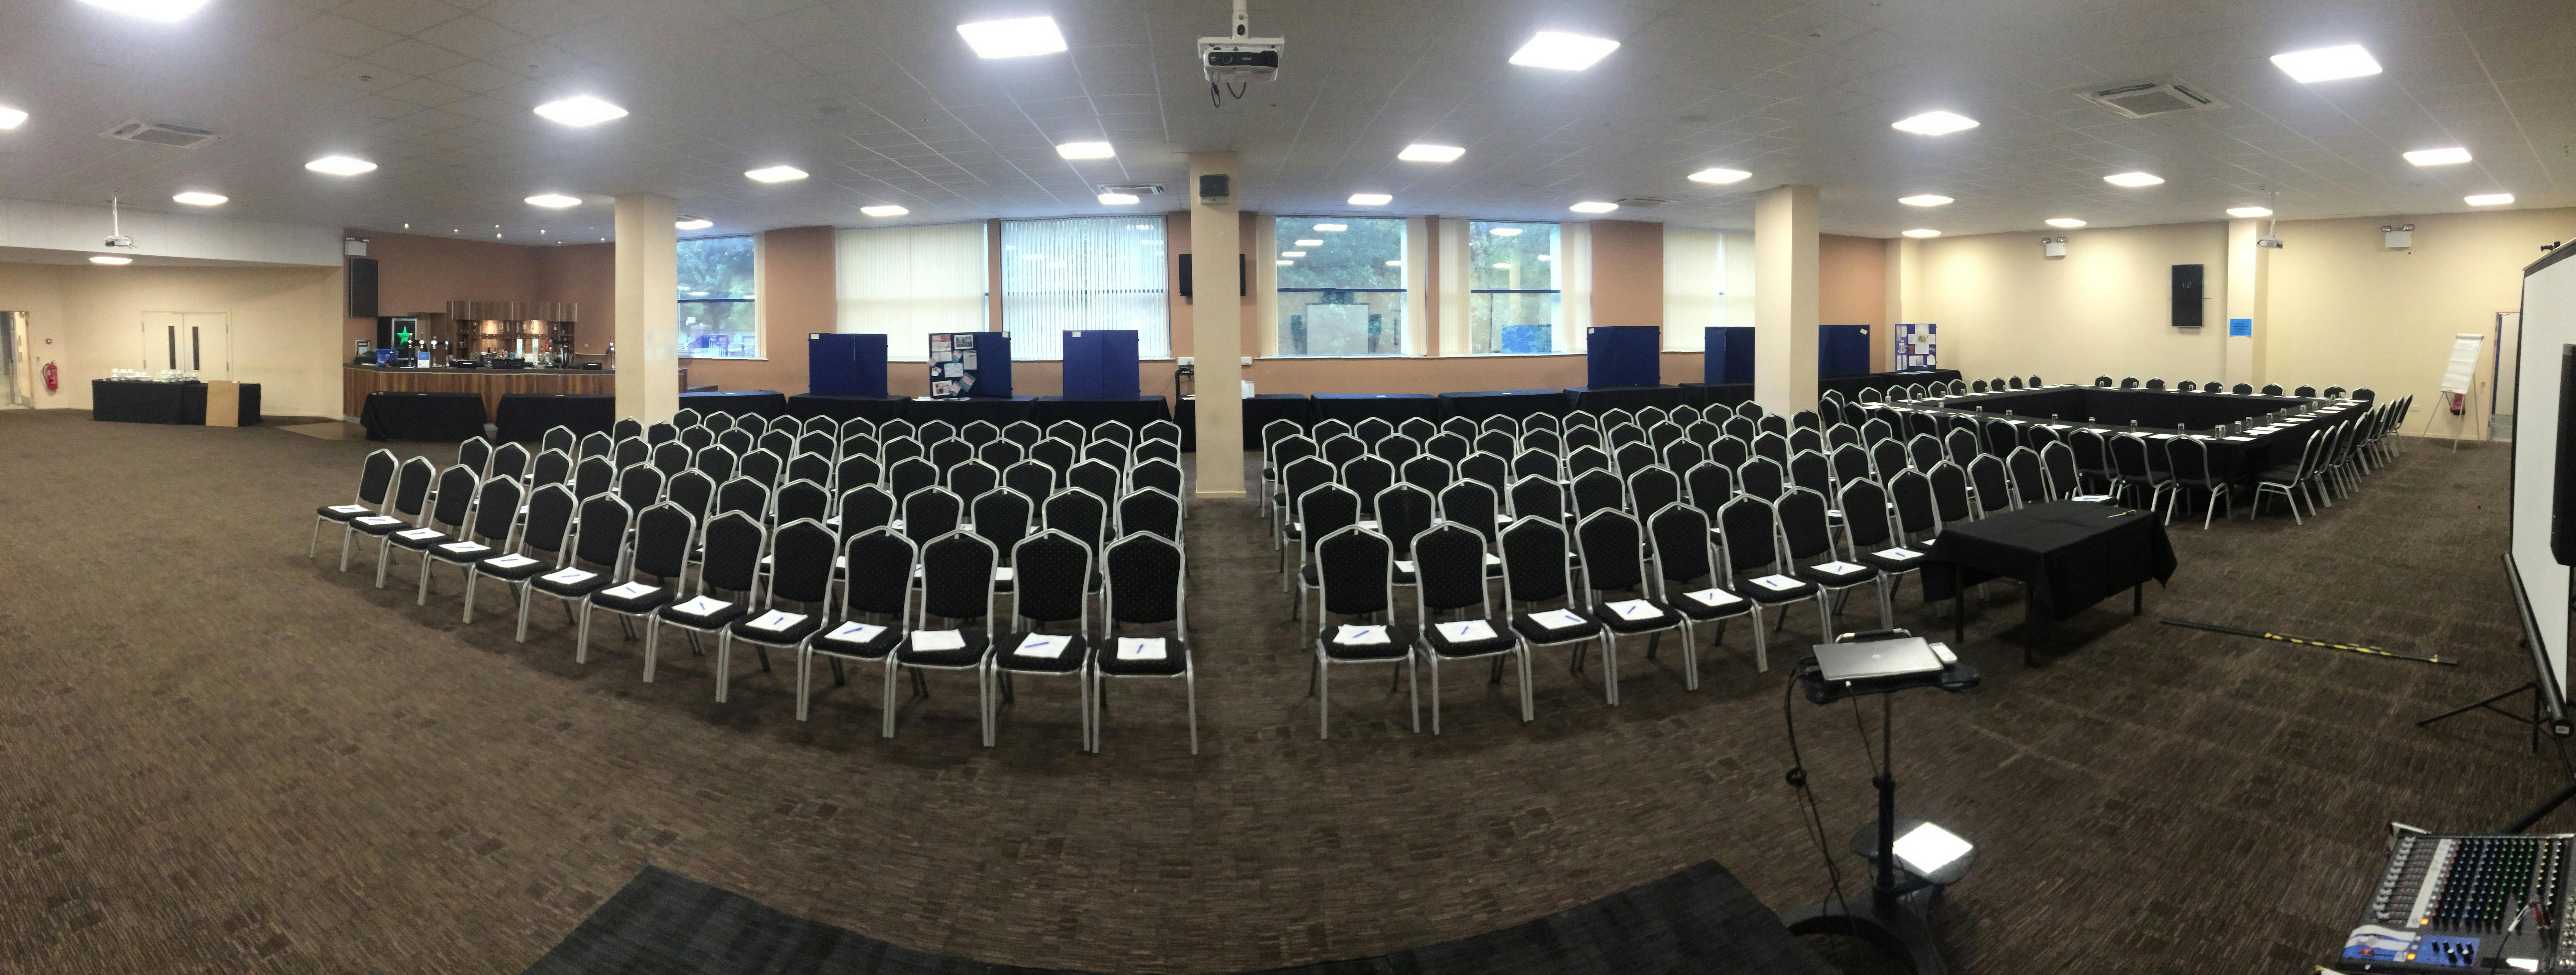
[525,863,1835,975]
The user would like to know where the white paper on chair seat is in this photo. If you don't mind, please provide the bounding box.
[439,541,490,555]
[1751,574,1803,591]
[1116,636,1167,661]
[1683,588,1742,608]
[675,595,730,616]
[1437,620,1498,642]
[486,554,538,569]
[1358,519,1380,531]
[827,621,886,644]
[328,504,369,514]
[1530,608,1588,630]
[1606,599,1660,621]
[992,567,1015,582]
[602,581,657,600]
[1335,624,1392,645]
[1814,560,1866,575]
[912,629,966,651]
[2223,435,2256,442]
[2147,433,2177,440]
[2071,494,2112,502]
[355,516,402,527]
[1394,560,1415,574]
[397,528,445,540]
[1484,553,1503,567]
[542,567,596,585]
[1016,633,1070,658]
[1875,547,1921,560]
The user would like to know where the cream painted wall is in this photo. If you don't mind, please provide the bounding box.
[9,261,345,417]
[2269,208,2576,439]
[1917,221,2229,385]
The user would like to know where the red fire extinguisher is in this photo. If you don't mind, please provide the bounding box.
[42,360,58,393]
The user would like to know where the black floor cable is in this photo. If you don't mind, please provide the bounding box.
[1783,671,1849,923]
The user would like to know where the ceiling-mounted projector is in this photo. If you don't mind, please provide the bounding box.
[1200,0,1282,95]
[103,195,136,249]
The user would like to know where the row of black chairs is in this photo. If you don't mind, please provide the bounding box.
[2092,376,2372,400]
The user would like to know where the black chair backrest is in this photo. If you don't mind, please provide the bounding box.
[1317,526,1393,617]
[652,443,692,478]
[614,418,646,441]
[1295,484,1360,557]
[947,459,1000,507]
[1141,420,1182,446]
[1752,432,1789,467]
[425,464,477,529]
[530,449,573,488]
[680,426,715,451]
[632,502,695,581]
[888,457,938,501]
[1437,480,1500,546]
[1375,484,1434,557]
[1130,457,1182,498]
[1441,416,1480,440]
[918,531,997,624]
[742,448,786,488]
[980,439,1028,471]
[2168,436,2212,483]
[1012,530,1091,625]
[838,484,896,535]
[1004,459,1058,504]
[613,437,651,471]
[1511,448,1558,483]
[1460,452,1509,497]
[775,479,831,525]
[1068,458,1123,506]
[1740,457,1785,501]
[467,474,524,544]
[522,484,577,557]
[692,445,738,483]
[1575,509,1649,593]
[1500,517,1573,604]
[572,495,632,570]
[1003,421,1043,446]
[1966,455,2012,512]
[1030,438,1075,475]
[1117,488,1182,542]
[1509,474,1564,525]
[973,487,1034,554]
[1321,433,1367,467]
[1476,430,1517,458]
[1571,468,1624,519]
[765,519,838,606]
[1046,420,1086,446]
[903,487,964,545]
[1684,460,1734,514]
[842,528,916,617]
[1413,522,1492,614]
[1082,440,1129,471]
[1927,462,1972,523]
[1628,465,1680,521]
[930,438,975,469]
[1106,533,1184,627]
[834,455,881,492]
[1646,502,1713,584]
[616,464,663,512]
[920,420,959,446]
[1839,478,1893,550]
[1775,488,1838,562]
[543,427,578,455]
[1716,495,1780,575]
[645,422,678,446]
[489,442,531,481]
[1045,487,1111,555]
[718,477,769,521]
[1788,451,1832,496]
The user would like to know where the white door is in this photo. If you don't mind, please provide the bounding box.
[141,311,180,372]
[139,311,227,377]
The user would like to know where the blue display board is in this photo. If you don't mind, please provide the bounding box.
[1894,323,1937,371]
[1704,327,1754,384]
[928,332,1011,398]
[807,333,887,397]
[1061,329,1141,399]
[1819,324,1871,377]
[1585,326,1661,388]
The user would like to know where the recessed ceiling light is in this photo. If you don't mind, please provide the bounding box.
[956,17,1066,59]
[1097,192,1139,205]
[1902,229,1942,238]
[2404,147,2472,166]
[1899,194,1954,207]
[1348,193,1392,206]
[171,191,227,207]
[1397,144,1465,163]
[2466,193,2515,206]
[74,0,211,23]
[1314,223,1348,231]
[675,218,713,230]
[2103,171,2163,187]
[2044,218,2086,228]
[525,193,581,208]
[1276,259,1294,266]
[1891,111,1978,136]
[2226,207,2272,218]
[1569,201,1618,213]
[1280,251,1306,258]
[1687,168,1750,184]
[532,96,627,127]
[89,255,132,265]
[1056,141,1114,160]
[1488,227,1523,237]
[0,107,25,130]
[1507,31,1620,71]
[745,165,807,182]
[1294,238,1323,246]
[2270,44,2381,84]
[860,205,909,217]
[305,155,377,176]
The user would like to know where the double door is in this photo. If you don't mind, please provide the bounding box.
[141,311,228,378]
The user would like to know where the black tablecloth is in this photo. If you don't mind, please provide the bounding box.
[787,394,908,424]
[1914,386,2346,483]
[1687,383,1754,408]
[360,392,488,442]
[901,396,1039,426]
[1033,395,1170,430]
[1177,393,1313,451]
[1311,393,1444,424]
[236,385,262,426]
[1566,385,1694,413]
[1822,369,1959,398]
[1922,500,2177,664]
[91,380,205,424]
[1439,388,1567,420]
[679,390,788,418]
[496,393,615,443]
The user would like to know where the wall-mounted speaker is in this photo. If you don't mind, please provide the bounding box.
[2171,263,2204,328]
[1176,253,1246,299]
[346,256,379,319]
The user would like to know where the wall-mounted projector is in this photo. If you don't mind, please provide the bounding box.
[1200,0,1282,94]
[2255,236,2285,249]
[103,196,136,249]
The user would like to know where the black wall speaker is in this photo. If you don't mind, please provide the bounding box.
[346,256,379,319]
[1175,253,1246,299]
[2170,264,2203,328]
[2554,346,2576,566]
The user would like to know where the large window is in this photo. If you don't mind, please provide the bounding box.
[837,222,988,360]
[1276,216,1406,355]
[679,235,757,359]
[1000,217,1168,359]
[1467,221,1560,354]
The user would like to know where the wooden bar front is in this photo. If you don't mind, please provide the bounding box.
[343,367,615,420]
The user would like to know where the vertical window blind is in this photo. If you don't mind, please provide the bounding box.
[836,222,989,360]
[1000,217,1169,359]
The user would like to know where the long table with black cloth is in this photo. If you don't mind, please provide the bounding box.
[1876,385,2366,485]
[91,380,207,425]
[1439,388,1572,420]
[1564,385,1695,413]
[1309,392,1445,425]
[1920,499,2178,665]
[495,393,616,442]
[1687,369,1963,408]
[678,390,788,418]
[359,391,489,442]
[1032,395,1169,430]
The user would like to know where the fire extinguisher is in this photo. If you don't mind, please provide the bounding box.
[41,360,58,393]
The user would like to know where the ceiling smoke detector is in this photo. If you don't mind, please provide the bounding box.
[2074,78,2226,119]
[102,118,223,149]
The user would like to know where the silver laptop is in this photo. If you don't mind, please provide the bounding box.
[1815,636,1944,682]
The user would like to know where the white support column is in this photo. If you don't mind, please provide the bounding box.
[1754,184,1820,410]
[2225,218,2271,387]
[614,193,679,422]
[1188,151,1245,497]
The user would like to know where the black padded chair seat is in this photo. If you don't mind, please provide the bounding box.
[1512,611,1602,644]
[388,528,453,550]
[995,631,1089,673]
[1588,598,1679,633]
[429,540,503,562]
[1739,575,1820,603]
[897,629,990,668]
[730,610,822,644]
[1319,625,1411,660]
[1667,587,1749,620]
[1096,637,1189,676]
[1795,561,1877,587]
[1419,618,1515,657]
[1859,547,1927,573]
[351,515,412,536]
[2257,463,2301,484]
[471,554,551,581]
[659,596,745,629]
[813,620,904,659]
[589,582,673,614]
[318,504,373,522]
[532,567,613,597]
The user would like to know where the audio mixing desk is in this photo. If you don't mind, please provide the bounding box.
[2333,832,2575,972]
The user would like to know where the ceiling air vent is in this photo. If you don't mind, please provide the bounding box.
[1613,197,1674,208]
[1098,183,1165,195]
[2076,78,2226,119]
[102,119,223,149]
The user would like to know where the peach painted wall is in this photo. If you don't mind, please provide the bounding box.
[679,226,834,394]
[536,243,616,354]
[1588,220,1664,329]
[1820,233,1891,372]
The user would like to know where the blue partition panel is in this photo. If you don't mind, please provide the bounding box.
[807,333,887,397]
[1819,324,1871,377]
[929,332,1011,398]
[1586,326,1661,388]
[1704,327,1755,384]
[1061,329,1141,399]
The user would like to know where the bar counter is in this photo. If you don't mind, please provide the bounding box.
[342,365,613,421]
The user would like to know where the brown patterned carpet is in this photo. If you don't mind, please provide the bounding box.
[0,408,2553,974]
